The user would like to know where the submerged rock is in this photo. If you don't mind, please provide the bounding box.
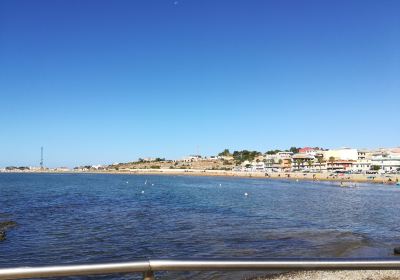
[0,221,17,231]
[0,221,17,242]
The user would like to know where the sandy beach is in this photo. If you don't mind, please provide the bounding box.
[7,168,400,185]
[83,168,400,185]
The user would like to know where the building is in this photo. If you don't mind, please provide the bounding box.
[264,154,279,171]
[370,154,400,173]
[351,161,371,173]
[276,152,293,171]
[326,160,355,171]
[349,149,373,173]
[251,161,266,172]
[277,151,293,159]
[357,150,369,160]
[291,153,315,170]
[323,148,358,161]
[264,152,292,172]
[181,155,202,162]
[298,147,321,156]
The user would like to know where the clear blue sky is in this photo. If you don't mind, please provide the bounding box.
[0,0,399,167]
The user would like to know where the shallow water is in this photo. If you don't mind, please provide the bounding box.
[0,173,399,279]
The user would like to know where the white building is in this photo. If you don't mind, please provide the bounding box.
[323,148,358,161]
[351,160,371,173]
[251,162,266,172]
[181,155,202,162]
[277,151,293,159]
[370,155,400,173]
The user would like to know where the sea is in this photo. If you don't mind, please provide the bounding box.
[1,173,400,279]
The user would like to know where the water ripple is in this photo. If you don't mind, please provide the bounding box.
[0,173,399,279]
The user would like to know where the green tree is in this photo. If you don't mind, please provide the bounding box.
[295,159,305,170]
[328,157,335,171]
[371,165,381,171]
[266,149,281,155]
[289,147,299,154]
[218,149,231,157]
[233,150,261,164]
[317,156,324,172]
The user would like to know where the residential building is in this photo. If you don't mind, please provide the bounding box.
[264,153,292,172]
[351,161,371,173]
[251,161,266,172]
[291,153,315,170]
[326,160,355,171]
[370,154,400,173]
[323,148,358,161]
[182,155,202,162]
[277,151,293,159]
[298,147,322,156]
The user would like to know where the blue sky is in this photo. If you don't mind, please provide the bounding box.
[0,0,399,167]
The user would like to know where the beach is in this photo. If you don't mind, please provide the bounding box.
[6,168,400,185]
[77,168,400,185]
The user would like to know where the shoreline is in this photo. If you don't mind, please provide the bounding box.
[3,169,399,185]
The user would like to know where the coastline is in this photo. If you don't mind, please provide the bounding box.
[4,169,399,185]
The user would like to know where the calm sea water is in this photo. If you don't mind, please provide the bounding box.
[1,173,400,279]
